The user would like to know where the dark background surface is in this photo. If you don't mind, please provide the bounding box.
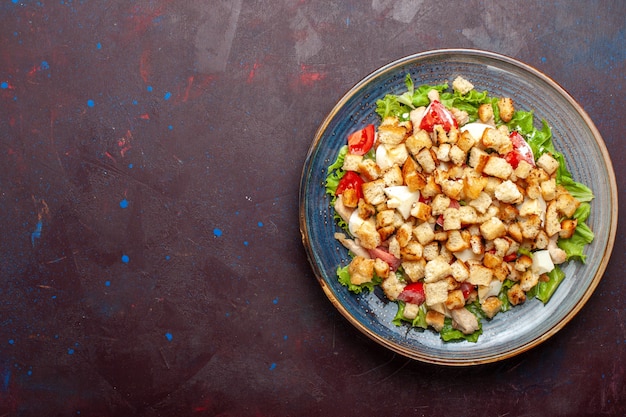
[0,1,624,416]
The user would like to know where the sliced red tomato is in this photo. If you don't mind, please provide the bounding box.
[397,282,426,305]
[460,282,474,300]
[504,131,535,169]
[347,124,375,155]
[368,247,401,270]
[504,253,518,262]
[335,171,364,199]
[419,100,458,132]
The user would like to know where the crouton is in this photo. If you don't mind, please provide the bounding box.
[494,180,523,204]
[381,271,405,301]
[519,214,542,240]
[545,201,562,237]
[482,155,513,180]
[507,283,526,305]
[424,256,453,283]
[348,256,375,285]
[477,103,494,123]
[362,179,386,205]
[449,145,467,166]
[457,130,477,153]
[410,202,431,222]
[445,289,465,310]
[385,144,409,167]
[357,158,381,181]
[498,203,519,222]
[468,263,493,286]
[342,153,363,172]
[401,241,424,261]
[441,179,464,201]
[446,230,470,252]
[377,124,407,146]
[483,252,503,269]
[508,222,523,242]
[541,178,557,201]
[482,128,513,155]
[452,76,474,95]
[382,165,403,187]
[560,219,578,239]
[424,280,450,306]
[520,270,540,292]
[414,222,435,245]
[481,296,502,319]
[426,310,446,332]
[514,254,533,272]
[498,97,515,122]
[556,191,580,217]
[405,130,432,156]
[402,259,426,282]
[422,241,440,261]
[402,156,427,191]
[479,217,507,240]
[373,257,390,279]
[468,147,490,173]
[514,159,534,179]
[469,234,484,255]
[468,191,492,214]
[421,174,442,198]
[458,205,479,225]
[341,188,359,208]
[443,207,462,231]
[536,153,560,175]
[436,143,451,161]
[354,219,381,250]
[395,223,413,247]
[416,147,437,173]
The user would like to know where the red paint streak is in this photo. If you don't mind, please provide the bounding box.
[105,152,117,163]
[118,130,133,157]
[247,61,261,84]
[138,113,150,120]
[172,74,215,103]
[299,64,326,86]
[139,49,151,83]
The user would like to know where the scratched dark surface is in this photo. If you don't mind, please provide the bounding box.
[0,1,624,416]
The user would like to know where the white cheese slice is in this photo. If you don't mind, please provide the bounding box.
[348,209,365,236]
[531,249,554,275]
[478,279,503,302]
[384,186,420,219]
[375,145,393,171]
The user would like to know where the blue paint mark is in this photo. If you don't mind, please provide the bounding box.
[243,241,249,246]
[128,163,134,168]
[105,280,111,287]
[272,297,278,304]
[541,57,547,63]
[283,335,288,340]
[67,348,75,355]
[269,363,276,371]
[132,100,138,105]
[257,221,264,227]
[96,42,102,49]
[8,339,14,345]
[87,99,95,107]
[165,255,171,260]
[346,17,350,26]
[1,82,8,89]
[165,332,173,341]
[40,61,50,70]
[168,125,173,130]
[146,85,153,92]
[213,228,223,237]
[2,370,10,391]
[121,254,130,263]
[119,199,129,209]
[164,91,172,100]
[27,369,32,376]
[12,0,18,3]
[31,220,43,247]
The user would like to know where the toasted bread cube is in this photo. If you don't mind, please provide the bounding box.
[436,143,451,162]
[441,179,464,201]
[498,97,515,122]
[560,219,578,239]
[414,222,435,245]
[469,234,484,255]
[382,165,403,187]
[445,289,465,310]
[443,207,462,231]
[477,103,494,123]
[354,219,381,250]
[416,147,437,173]
[494,180,523,204]
[536,152,560,175]
[541,178,557,201]
[468,147,490,172]
[357,199,376,219]
[341,188,359,208]
[402,259,426,282]
[545,201,562,237]
[342,153,363,172]
[556,192,580,218]
[348,256,375,285]
[376,209,396,228]
[377,225,395,241]
[381,271,404,301]
[425,310,445,332]
[468,263,493,286]
[514,254,533,272]
[514,159,533,179]
[401,241,424,261]
[362,179,386,205]
[452,76,474,95]
[449,145,467,166]
[395,223,413,247]
[520,214,542,240]
[424,280,450,306]
[481,296,502,319]
[405,130,432,156]
[482,156,513,180]
[492,263,510,282]
[357,158,381,181]
[482,128,513,155]
[411,201,432,222]
[377,124,407,146]
[446,230,470,252]
[457,130,477,152]
[421,174,442,199]
[424,256,453,283]
[450,259,470,282]
[483,252,503,269]
[507,283,526,305]
[480,217,507,241]
[520,270,540,292]
[373,257,390,279]
[468,191,492,214]
[458,205,479,225]
[402,156,427,191]
[498,203,519,223]
[430,193,451,216]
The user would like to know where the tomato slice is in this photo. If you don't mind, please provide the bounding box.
[347,124,375,155]
[460,282,474,299]
[419,100,458,132]
[368,246,401,270]
[397,282,426,305]
[504,131,535,169]
[335,171,364,199]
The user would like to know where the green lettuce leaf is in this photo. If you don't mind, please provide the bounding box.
[337,264,380,294]
[535,266,566,303]
[324,145,347,196]
[558,203,594,263]
[440,302,484,343]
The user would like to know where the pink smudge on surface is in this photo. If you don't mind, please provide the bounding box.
[298,64,325,86]
[247,61,261,84]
